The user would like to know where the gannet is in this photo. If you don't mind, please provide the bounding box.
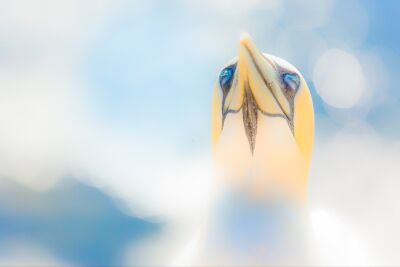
[177,33,315,266]
[207,33,314,265]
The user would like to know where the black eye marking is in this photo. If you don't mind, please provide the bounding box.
[219,63,238,130]
[277,68,301,135]
[219,63,237,95]
[282,72,300,98]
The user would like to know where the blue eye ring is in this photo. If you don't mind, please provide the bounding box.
[219,65,236,94]
[282,72,300,92]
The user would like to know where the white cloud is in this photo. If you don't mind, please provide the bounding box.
[310,126,400,264]
[310,209,369,266]
[73,126,216,219]
[0,65,85,190]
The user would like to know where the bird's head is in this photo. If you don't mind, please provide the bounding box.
[212,34,314,201]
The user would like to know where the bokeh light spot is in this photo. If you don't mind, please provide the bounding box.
[313,49,365,109]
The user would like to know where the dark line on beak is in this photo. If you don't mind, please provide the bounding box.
[242,43,295,135]
[242,81,258,154]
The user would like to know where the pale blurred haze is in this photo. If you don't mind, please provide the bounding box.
[0,0,399,266]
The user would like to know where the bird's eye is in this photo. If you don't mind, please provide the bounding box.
[219,65,236,94]
[282,72,300,93]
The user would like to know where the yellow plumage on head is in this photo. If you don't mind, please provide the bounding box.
[212,33,314,201]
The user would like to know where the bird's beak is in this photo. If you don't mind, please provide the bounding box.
[223,33,293,154]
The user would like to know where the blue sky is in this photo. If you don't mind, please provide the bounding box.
[83,0,400,144]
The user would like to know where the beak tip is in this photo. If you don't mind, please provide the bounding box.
[240,32,252,45]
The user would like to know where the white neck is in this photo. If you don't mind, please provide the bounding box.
[201,187,310,265]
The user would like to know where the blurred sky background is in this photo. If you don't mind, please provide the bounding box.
[0,0,399,266]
